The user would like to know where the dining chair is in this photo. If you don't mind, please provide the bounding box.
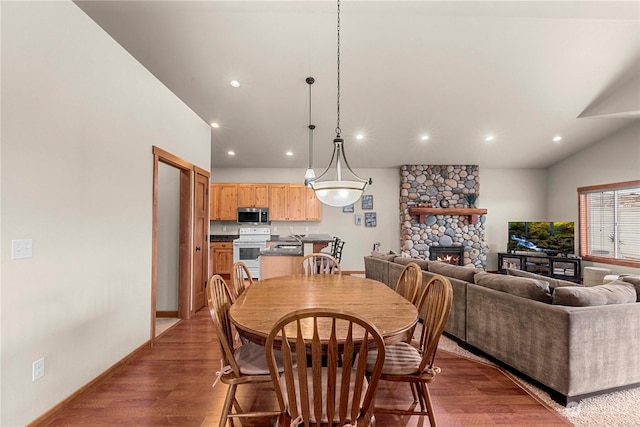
[206,274,283,427]
[366,274,453,427]
[230,261,253,301]
[265,308,386,427]
[296,253,342,275]
[331,239,345,263]
[395,262,422,305]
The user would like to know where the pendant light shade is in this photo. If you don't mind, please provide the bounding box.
[306,0,372,207]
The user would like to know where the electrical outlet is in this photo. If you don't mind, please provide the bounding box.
[222,226,227,232]
[32,358,45,381]
[289,226,294,234]
[11,239,33,260]
[305,226,309,232]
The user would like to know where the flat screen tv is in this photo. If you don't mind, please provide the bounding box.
[508,222,575,255]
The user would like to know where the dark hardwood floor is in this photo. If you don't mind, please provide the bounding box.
[43,309,569,426]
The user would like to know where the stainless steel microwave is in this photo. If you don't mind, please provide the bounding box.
[237,207,270,225]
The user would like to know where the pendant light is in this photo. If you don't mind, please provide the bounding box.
[308,0,372,207]
[304,77,316,187]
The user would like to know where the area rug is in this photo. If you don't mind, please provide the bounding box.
[438,336,640,427]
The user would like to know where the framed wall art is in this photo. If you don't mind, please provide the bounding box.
[364,212,377,227]
[361,195,373,210]
[342,203,354,213]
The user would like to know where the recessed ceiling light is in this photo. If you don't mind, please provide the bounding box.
[230,80,240,88]
[211,122,220,128]
[286,151,293,156]
[227,151,235,156]
[485,135,495,142]
[553,135,563,142]
[421,135,430,141]
[355,134,364,140]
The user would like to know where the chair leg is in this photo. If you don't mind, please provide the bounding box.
[422,383,437,427]
[410,382,419,403]
[219,383,237,427]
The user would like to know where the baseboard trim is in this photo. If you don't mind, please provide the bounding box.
[156,310,179,318]
[27,340,152,427]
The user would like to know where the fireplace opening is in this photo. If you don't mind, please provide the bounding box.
[429,246,464,266]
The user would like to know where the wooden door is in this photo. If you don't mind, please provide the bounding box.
[193,169,209,312]
[218,184,238,220]
[269,184,288,220]
[287,185,306,220]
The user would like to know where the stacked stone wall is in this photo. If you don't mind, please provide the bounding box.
[400,165,488,268]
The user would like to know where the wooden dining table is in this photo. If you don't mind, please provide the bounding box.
[229,274,418,346]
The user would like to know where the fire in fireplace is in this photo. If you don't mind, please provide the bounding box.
[429,246,464,266]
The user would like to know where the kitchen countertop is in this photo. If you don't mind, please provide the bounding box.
[269,234,333,243]
[210,235,238,242]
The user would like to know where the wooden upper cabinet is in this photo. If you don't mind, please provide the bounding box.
[268,184,288,221]
[305,187,322,221]
[211,182,321,222]
[287,185,307,221]
[237,184,269,208]
[209,183,220,220]
[218,184,238,221]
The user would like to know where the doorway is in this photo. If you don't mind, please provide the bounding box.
[151,146,209,342]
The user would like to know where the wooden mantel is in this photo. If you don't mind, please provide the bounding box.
[409,207,488,224]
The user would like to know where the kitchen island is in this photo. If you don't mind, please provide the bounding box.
[260,233,334,279]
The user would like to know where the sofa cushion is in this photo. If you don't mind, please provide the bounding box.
[505,268,578,291]
[393,256,430,271]
[620,275,640,302]
[474,272,552,303]
[428,261,481,283]
[370,250,396,262]
[552,280,637,307]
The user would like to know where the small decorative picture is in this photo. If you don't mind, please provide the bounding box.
[355,214,362,225]
[342,203,354,213]
[361,195,373,210]
[364,212,377,227]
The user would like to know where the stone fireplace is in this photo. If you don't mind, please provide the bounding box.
[429,246,464,266]
[400,165,488,268]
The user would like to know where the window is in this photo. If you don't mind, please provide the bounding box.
[578,180,640,268]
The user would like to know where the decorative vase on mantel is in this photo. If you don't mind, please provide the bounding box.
[464,193,478,209]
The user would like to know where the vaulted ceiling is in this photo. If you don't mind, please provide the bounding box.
[76,1,639,170]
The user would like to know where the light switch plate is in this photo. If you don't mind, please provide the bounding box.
[11,239,33,260]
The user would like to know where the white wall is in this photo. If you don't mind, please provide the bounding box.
[480,169,548,271]
[0,2,210,425]
[547,121,640,276]
[210,168,400,270]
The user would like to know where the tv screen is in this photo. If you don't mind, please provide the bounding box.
[508,222,575,255]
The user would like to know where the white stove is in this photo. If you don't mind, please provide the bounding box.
[233,227,271,279]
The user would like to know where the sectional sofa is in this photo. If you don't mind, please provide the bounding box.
[364,252,640,406]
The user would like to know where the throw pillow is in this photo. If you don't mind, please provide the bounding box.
[620,275,640,302]
[429,261,482,283]
[552,280,637,307]
[370,251,397,262]
[474,272,552,303]
[505,268,578,291]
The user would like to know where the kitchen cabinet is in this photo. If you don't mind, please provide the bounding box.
[268,184,320,221]
[209,184,220,220]
[305,187,322,221]
[217,184,238,221]
[237,184,269,208]
[212,241,233,279]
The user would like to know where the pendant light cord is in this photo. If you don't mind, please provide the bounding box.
[335,0,341,137]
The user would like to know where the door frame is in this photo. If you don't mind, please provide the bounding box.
[151,146,209,343]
